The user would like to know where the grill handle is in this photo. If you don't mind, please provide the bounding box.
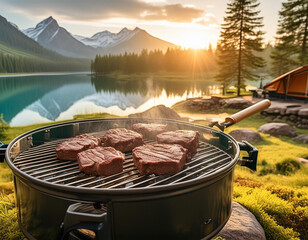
[209,100,271,131]
[238,141,258,171]
[0,141,8,163]
[60,203,109,240]
[225,99,271,125]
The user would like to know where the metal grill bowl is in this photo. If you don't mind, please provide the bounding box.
[5,118,257,240]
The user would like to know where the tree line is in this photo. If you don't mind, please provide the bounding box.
[91,47,216,74]
[0,53,89,73]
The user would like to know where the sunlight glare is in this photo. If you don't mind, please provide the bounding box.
[177,30,210,49]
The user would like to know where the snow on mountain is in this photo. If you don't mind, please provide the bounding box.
[74,27,141,49]
[23,16,56,41]
[22,16,97,58]
[22,16,176,57]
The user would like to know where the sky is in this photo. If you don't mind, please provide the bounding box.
[0,0,282,49]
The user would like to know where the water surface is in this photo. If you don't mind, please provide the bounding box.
[0,73,220,126]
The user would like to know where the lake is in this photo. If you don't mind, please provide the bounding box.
[0,72,221,126]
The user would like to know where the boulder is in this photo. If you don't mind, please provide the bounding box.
[298,108,308,117]
[229,129,262,142]
[128,105,181,120]
[221,98,253,109]
[258,123,297,137]
[292,134,308,144]
[217,202,266,240]
[285,107,301,115]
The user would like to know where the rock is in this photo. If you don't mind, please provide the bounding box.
[229,129,262,142]
[298,108,308,117]
[258,123,297,137]
[263,107,280,115]
[292,134,308,144]
[289,115,297,122]
[222,98,253,109]
[285,108,300,115]
[128,105,181,120]
[217,202,266,240]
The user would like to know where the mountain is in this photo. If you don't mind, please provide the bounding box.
[0,15,89,72]
[75,27,142,49]
[24,16,176,58]
[23,16,97,58]
[76,27,176,54]
[106,28,176,55]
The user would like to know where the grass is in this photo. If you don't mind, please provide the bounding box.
[0,42,41,59]
[194,112,308,239]
[0,110,308,239]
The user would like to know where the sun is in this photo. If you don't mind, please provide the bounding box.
[175,28,212,49]
[179,36,208,49]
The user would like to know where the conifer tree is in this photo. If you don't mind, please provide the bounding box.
[216,0,265,96]
[271,0,308,76]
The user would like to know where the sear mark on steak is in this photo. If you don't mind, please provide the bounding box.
[132,143,187,175]
[77,146,125,176]
[55,134,101,161]
[156,130,199,160]
[132,123,167,139]
[102,128,144,152]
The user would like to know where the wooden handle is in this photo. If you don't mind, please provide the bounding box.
[225,99,271,124]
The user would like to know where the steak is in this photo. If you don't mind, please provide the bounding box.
[55,134,101,161]
[102,128,144,152]
[77,147,125,176]
[132,123,167,139]
[132,143,187,175]
[156,130,199,160]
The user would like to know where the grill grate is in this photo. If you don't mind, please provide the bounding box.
[13,138,233,190]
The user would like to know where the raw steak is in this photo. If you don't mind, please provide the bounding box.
[77,146,125,176]
[132,143,187,175]
[55,134,101,161]
[156,130,199,160]
[132,123,167,139]
[102,128,144,152]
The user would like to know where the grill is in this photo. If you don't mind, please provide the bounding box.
[4,116,263,240]
[14,138,232,190]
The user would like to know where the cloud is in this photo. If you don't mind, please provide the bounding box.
[194,14,218,26]
[2,0,204,23]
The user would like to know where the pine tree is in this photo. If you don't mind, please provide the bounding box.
[271,0,308,76]
[216,0,265,96]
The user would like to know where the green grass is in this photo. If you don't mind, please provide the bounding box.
[0,110,308,239]
[195,112,308,239]
[0,42,42,59]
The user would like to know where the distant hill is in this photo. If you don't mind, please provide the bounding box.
[24,17,177,58]
[0,15,89,72]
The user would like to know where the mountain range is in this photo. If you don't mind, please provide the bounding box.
[22,16,176,58]
[0,15,90,71]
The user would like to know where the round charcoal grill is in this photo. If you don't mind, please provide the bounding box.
[14,138,232,190]
[3,103,269,240]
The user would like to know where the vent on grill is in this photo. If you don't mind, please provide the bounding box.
[13,139,233,189]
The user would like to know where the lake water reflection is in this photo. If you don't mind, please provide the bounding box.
[0,73,220,126]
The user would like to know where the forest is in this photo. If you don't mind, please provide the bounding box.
[0,53,89,73]
[91,48,216,74]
